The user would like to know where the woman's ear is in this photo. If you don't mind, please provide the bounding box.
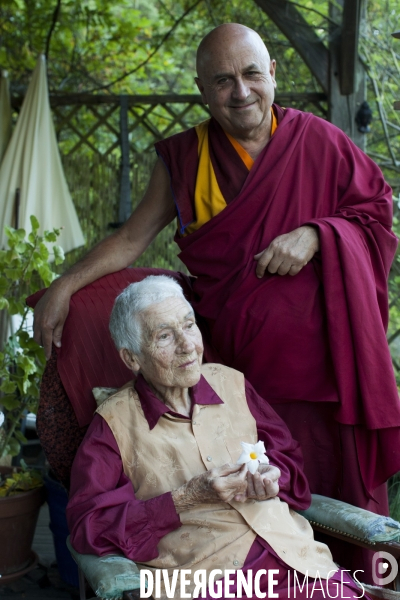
[119,348,141,374]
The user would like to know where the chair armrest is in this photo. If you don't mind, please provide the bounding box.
[298,494,400,544]
[66,537,142,600]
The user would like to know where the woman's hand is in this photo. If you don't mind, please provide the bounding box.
[245,465,281,501]
[171,463,248,513]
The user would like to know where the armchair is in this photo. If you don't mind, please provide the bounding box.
[27,269,400,600]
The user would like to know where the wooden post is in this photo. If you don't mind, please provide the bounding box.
[255,0,366,147]
[119,95,131,223]
[328,0,366,149]
[393,31,400,111]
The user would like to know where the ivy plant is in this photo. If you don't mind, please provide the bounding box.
[0,215,65,459]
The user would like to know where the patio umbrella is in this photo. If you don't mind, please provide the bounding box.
[0,55,85,253]
[0,70,12,165]
[0,71,12,354]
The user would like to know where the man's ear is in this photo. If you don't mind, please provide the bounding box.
[270,59,277,88]
[195,77,208,104]
[119,348,140,374]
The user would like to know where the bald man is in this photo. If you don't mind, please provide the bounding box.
[34,24,400,581]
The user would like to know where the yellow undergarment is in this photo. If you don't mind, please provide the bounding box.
[185,109,278,236]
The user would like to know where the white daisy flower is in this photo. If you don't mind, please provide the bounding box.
[237,440,269,474]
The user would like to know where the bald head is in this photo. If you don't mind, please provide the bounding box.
[194,23,276,142]
[196,24,270,78]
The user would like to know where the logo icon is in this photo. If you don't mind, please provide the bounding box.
[372,552,398,586]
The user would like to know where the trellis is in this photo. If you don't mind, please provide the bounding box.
[12,92,328,157]
[44,90,327,279]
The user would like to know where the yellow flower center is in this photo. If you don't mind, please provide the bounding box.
[250,452,257,459]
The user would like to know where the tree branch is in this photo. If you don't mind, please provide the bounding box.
[287,1,340,27]
[86,0,203,93]
[368,74,398,166]
[45,0,62,61]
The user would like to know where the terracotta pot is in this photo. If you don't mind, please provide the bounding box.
[0,467,45,578]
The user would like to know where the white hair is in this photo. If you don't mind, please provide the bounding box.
[109,275,191,354]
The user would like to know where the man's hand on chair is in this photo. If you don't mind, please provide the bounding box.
[33,279,72,360]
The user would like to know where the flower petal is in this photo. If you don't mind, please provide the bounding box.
[240,442,255,453]
[254,440,266,456]
[258,454,269,464]
[237,450,251,465]
[248,459,259,475]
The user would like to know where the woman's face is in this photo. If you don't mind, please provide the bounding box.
[129,297,204,390]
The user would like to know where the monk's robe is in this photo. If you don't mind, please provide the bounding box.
[155,105,400,582]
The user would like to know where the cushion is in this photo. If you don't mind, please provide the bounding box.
[92,387,118,407]
[67,537,141,600]
[299,494,400,543]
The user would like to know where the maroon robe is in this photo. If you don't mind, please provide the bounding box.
[155,107,400,582]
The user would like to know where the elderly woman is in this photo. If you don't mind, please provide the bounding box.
[67,276,367,600]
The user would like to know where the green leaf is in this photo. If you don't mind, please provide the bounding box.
[38,264,52,287]
[4,225,16,241]
[7,297,24,315]
[14,430,27,444]
[4,268,20,281]
[15,242,27,254]
[0,395,20,410]
[7,438,21,457]
[39,243,49,261]
[30,215,40,232]
[17,354,37,375]
[53,245,65,265]
[0,298,9,310]
[43,230,57,242]
[0,276,9,293]
[15,229,26,241]
[0,380,17,394]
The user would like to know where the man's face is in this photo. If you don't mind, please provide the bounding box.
[133,297,203,390]
[195,36,276,137]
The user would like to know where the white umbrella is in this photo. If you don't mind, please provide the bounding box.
[0,70,12,165]
[0,71,13,354]
[0,55,85,253]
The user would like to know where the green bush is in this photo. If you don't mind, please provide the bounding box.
[0,216,64,458]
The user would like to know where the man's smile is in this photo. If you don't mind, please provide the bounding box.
[229,101,257,110]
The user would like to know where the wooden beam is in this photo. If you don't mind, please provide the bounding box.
[11,93,204,109]
[253,0,329,94]
[328,0,366,148]
[11,91,327,109]
[339,0,362,95]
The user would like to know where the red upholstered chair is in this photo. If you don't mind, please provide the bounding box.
[28,268,195,489]
[28,268,400,599]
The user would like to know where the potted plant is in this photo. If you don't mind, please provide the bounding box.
[0,215,65,581]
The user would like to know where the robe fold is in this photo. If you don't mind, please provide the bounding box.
[155,107,400,504]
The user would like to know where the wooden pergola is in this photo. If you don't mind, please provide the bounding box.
[256,0,366,147]
[10,0,366,147]
[9,1,368,222]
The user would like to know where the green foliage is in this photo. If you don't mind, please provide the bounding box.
[389,472,400,523]
[0,217,64,459]
[0,461,43,497]
[0,0,321,96]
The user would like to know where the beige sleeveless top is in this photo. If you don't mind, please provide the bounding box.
[97,364,337,598]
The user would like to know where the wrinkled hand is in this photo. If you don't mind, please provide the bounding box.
[33,281,72,360]
[243,464,281,502]
[172,463,248,512]
[254,226,319,278]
